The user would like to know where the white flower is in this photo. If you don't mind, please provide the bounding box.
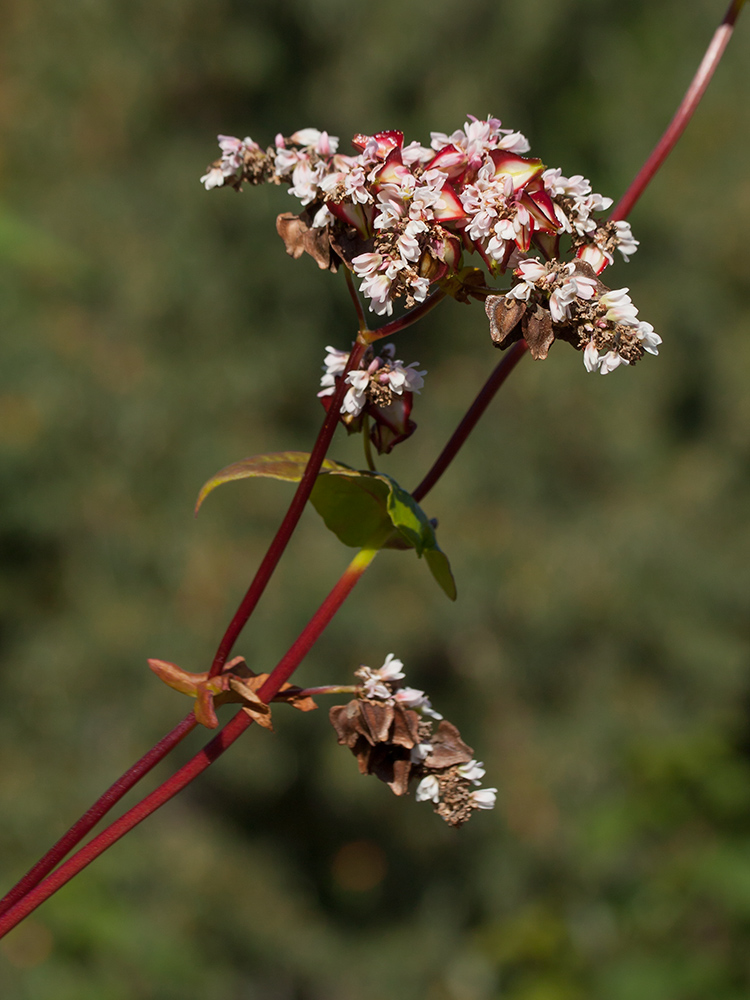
[549,278,579,324]
[342,370,370,415]
[598,350,629,375]
[636,320,661,355]
[409,275,430,303]
[312,204,334,228]
[457,760,486,785]
[410,742,433,763]
[200,166,224,190]
[415,775,441,803]
[583,340,602,373]
[599,288,639,326]
[387,360,427,395]
[401,141,434,166]
[289,128,339,155]
[377,653,405,683]
[318,345,350,397]
[288,160,325,206]
[542,168,592,199]
[614,220,639,260]
[394,687,443,720]
[352,252,383,278]
[470,787,498,810]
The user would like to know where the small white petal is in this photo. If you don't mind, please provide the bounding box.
[415,775,441,803]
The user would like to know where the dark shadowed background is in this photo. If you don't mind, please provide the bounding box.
[1,1,750,997]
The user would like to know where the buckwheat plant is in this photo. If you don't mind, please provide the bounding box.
[0,0,744,940]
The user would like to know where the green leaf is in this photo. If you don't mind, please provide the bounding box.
[311,468,457,600]
[196,455,456,599]
[424,546,457,601]
[310,471,391,547]
[195,451,350,514]
[386,480,435,556]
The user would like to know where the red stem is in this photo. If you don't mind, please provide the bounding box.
[208,339,367,677]
[611,0,745,222]
[0,554,374,938]
[4,1,745,932]
[413,340,528,503]
[0,331,527,938]
[365,290,446,343]
[0,711,196,919]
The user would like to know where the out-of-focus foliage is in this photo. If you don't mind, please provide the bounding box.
[1,1,750,997]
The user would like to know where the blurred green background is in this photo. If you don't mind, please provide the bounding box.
[1,1,750,997]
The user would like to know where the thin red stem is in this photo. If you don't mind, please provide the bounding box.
[208,339,367,677]
[0,709,253,939]
[0,331,530,939]
[0,711,197,918]
[611,0,745,222]
[364,290,446,343]
[413,340,528,503]
[5,2,745,928]
[257,544,379,699]
[0,549,377,939]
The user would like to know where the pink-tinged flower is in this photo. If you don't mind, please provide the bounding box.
[352,130,404,160]
[470,787,498,810]
[576,243,610,275]
[416,775,441,803]
[368,394,417,454]
[352,252,384,278]
[288,160,325,206]
[289,128,339,155]
[401,140,434,166]
[431,180,467,222]
[342,370,370,416]
[201,134,260,189]
[386,360,427,395]
[394,686,442,719]
[488,150,544,191]
[326,200,373,239]
[369,147,414,193]
[373,191,406,230]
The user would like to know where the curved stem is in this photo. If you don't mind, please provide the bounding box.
[413,340,528,503]
[364,290,446,343]
[611,0,746,222]
[0,712,197,919]
[208,339,367,677]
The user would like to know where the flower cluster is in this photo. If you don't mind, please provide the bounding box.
[487,258,661,373]
[318,343,426,453]
[201,115,658,375]
[329,655,497,827]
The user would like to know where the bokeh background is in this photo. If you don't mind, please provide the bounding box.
[1,1,750,997]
